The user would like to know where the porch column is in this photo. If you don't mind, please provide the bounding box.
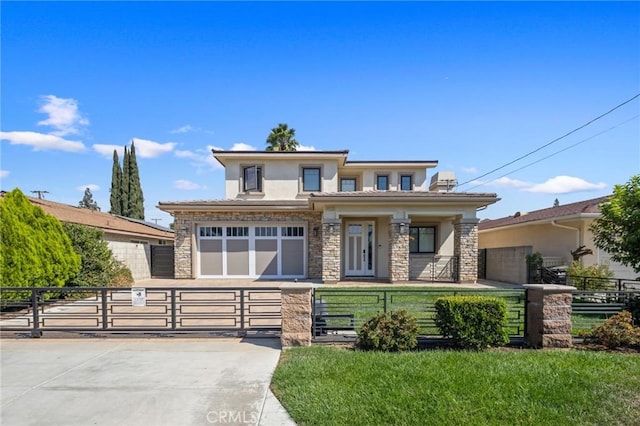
[322,219,341,283]
[174,215,194,279]
[388,218,410,283]
[453,218,479,283]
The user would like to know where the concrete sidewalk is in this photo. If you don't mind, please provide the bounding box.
[0,338,295,426]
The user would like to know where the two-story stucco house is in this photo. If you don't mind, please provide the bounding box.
[158,150,499,283]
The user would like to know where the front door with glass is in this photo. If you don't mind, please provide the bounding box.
[345,221,375,276]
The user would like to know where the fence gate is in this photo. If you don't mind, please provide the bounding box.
[151,246,175,278]
[0,287,281,337]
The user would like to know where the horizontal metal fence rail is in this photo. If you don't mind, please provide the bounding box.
[567,277,640,291]
[0,287,282,337]
[312,288,526,341]
[571,290,638,335]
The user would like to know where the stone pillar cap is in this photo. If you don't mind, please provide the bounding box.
[523,284,577,292]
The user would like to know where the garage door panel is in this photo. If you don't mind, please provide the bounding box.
[227,240,249,275]
[282,240,304,276]
[255,240,278,276]
[200,240,222,276]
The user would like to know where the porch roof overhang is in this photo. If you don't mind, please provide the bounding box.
[308,191,499,209]
[157,199,311,213]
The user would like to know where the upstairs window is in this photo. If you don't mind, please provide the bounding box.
[400,175,413,191]
[302,167,321,192]
[409,226,435,253]
[340,178,356,192]
[376,175,389,190]
[243,165,263,192]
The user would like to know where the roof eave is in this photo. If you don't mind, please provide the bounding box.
[478,212,601,233]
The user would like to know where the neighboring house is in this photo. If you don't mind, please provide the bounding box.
[478,195,637,283]
[159,150,498,283]
[20,195,175,281]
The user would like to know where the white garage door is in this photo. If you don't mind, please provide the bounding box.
[197,224,306,278]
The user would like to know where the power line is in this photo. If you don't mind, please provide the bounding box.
[31,190,49,199]
[465,114,640,191]
[457,93,640,188]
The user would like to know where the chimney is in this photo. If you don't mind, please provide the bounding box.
[429,171,457,192]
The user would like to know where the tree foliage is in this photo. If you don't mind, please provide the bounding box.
[590,175,640,273]
[79,187,99,211]
[0,188,80,291]
[108,142,145,220]
[110,150,123,215]
[266,123,299,151]
[62,223,133,287]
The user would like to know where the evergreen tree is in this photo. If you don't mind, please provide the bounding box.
[109,150,123,215]
[127,141,145,219]
[0,189,80,296]
[553,198,560,208]
[79,187,99,211]
[122,146,130,216]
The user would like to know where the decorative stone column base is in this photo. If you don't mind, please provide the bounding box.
[280,285,314,347]
[524,284,576,348]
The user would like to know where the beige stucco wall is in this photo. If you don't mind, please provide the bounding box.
[336,168,428,191]
[105,234,153,281]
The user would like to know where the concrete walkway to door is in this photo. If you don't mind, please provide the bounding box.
[0,338,295,426]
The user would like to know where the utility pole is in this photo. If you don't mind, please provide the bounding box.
[150,218,162,225]
[31,190,49,199]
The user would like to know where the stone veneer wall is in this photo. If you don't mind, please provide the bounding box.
[454,219,479,283]
[280,285,313,347]
[172,211,323,279]
[321,220,341,283]
[524,284,575,348]
[388,220,410,282]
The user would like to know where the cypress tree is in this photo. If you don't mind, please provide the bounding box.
[109,150,122,215]
[128,141,145,220]
[122,145,130,217]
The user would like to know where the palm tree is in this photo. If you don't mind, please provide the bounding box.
[266,123,299,151]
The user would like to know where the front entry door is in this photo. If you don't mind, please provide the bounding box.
[345,221,375,276]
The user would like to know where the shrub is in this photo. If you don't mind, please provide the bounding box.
[588,311,640,349]
[567,261,614,290]
[356,310,419,352]
[109,262,134,287]
[434,295,510,350]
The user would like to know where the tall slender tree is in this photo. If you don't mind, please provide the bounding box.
[127,141,145,219]
[122,146,130,216]
[266,123,299,151]
[109,150,123,215]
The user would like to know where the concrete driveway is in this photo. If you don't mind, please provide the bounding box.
[0,338,295,426]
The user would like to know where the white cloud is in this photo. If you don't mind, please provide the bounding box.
[131,137,176,158]
[174,144,222,171]
[37,95,89,136]
[93,144,124,158]
[173,179,202,190]
[297,144,316,151]
[526,176,607,194]
[0,131,86,152]
[76,184,100,191]
[461,166,478,174]
[230,142,257,151]
[170,125,199,134]
[0,170,9,178]
[492,177,531,189]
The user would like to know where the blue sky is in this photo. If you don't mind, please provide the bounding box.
[2,1,639,226]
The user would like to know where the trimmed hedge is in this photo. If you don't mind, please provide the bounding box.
[356,310,419,352]
[434,295,510,350]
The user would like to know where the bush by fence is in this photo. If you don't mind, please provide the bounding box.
[356,310,419,352]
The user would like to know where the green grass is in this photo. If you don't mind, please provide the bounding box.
[272,346,640,426]
[315,287,525,336]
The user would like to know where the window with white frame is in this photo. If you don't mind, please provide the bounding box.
[200,227,223,237]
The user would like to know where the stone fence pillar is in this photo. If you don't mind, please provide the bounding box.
[523,284,576,348]
[280,284,316,347]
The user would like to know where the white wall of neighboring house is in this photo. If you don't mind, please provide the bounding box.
[105,234,153,281]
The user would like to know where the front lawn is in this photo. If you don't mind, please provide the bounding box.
[271,346,640,426]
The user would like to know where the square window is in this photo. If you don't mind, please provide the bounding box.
[376,175,389,190]
[400,175,413,191]
[340,178,356,192]
[409,226,435,253]
[243,166,262,192]
[302,168,321,192]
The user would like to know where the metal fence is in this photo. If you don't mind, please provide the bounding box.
[567,277,640,291]
[571,289,639,335]
[0,287,282,337]
[312,288,526,341]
